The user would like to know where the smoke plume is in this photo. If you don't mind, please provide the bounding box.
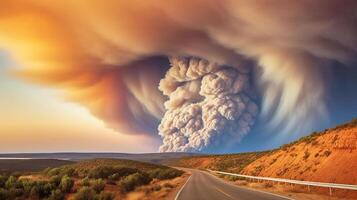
[0,0,356,152]
[158,57,258,151]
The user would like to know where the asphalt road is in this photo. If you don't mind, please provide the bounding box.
[176,169,293,200]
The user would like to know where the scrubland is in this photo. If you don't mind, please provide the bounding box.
[0,159,184,200]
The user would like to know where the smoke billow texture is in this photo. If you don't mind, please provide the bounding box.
[158,57,258,152]
[1,0,357,152]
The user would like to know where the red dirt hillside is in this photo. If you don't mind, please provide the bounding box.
[241,119,357,197]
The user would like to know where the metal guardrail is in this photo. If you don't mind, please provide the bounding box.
[208,170,357,195]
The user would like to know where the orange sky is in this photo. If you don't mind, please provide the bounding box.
[0,52,160,153]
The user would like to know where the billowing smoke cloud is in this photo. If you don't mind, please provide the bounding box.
[0,0,356,152]
[158,57,258,152]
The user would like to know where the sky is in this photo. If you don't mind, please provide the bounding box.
[0,51,160,153]
[0,0,356,153]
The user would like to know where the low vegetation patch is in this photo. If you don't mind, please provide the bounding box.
[0,159,183,200]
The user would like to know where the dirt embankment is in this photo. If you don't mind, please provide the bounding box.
[241,123,357,198]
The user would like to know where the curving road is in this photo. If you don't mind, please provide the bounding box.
[175,169,293,200]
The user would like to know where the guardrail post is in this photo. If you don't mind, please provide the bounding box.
[329,187,332,196]
[308,185,310,192]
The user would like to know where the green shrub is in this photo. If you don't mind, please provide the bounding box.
[74,187,97,200]
[5,176,18,189]
[98,191,114,200]
[36,181,55,198]
[48,168,61,176]
[60,175,74,193]
[47,167,76,177]
[108,173,121,181]
[88,166,113,179]
[81,177,90,187]
[49,189,65,200]
[20,179,35,195]
[118,172,152,192]
[61,168,76,177]
[0,188,8,200]
[88,166,137,179]
[50,175,62,187]
[30,186,39,199]
[148,168,183,180]
[92,179,105,194]
[0,176,7,188]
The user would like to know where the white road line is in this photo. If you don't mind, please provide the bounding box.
[174,175,192,200]
[237,186,295,200]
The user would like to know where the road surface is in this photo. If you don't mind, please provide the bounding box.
[176,169,293,200]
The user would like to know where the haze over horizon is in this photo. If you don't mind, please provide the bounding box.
[0,0,357,153]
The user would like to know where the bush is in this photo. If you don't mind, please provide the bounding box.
[50,175,62,187]
[60,175,74,193]
[148,168,183,180]
[36,181,55,198]
[5,176,19,189]
[88,166,137,179]
[49,189,65,200]
[98,191,114,200]
[48,168,61,176]
[8,188,24,199]
[81,177,90,187]
[47,167,76,177]
[20,179,35,195]
[30,187,39,199]
[0,188,8,200]
[324,150,332,157]
[88,166,114,179]
[118,172,152,192]
[62,168,76,177]
[108,173,121,181]
[74,187,97,200]
[0,176,7,188]
[92,179,105,194]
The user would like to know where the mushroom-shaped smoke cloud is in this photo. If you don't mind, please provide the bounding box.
[159,57,258,152]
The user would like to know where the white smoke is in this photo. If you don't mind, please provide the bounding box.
[158,57,258,152]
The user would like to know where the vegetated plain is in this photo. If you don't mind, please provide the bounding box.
[0,159,74,173]
[173,118,357,199]
[0,158,184,200]
[0,152,201,164]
